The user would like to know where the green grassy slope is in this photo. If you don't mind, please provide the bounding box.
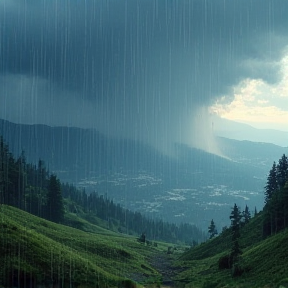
[0,205,162,288]
[5,202,288,288]
[175,212,288,288]
[63,198,127,236]
[180,212,264,261]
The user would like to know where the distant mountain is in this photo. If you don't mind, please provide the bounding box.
[0,118,264,186]
[1,118,287,229]
[216,137,288,173]
[213,116,288,147]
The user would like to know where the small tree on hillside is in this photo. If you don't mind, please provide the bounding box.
[230,204,241,239]
[242,205,251,225]
[208,219,217,239]
[138,232,146,243]
[254,206,258,217]
[192,240,198,247]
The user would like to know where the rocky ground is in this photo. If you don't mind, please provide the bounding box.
[148,252,177,287]
[127,248,186,287]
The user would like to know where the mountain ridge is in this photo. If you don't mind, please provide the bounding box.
[213,116,288,147]
[1,118,287,229]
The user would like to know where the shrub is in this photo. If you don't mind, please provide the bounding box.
[231,263,244,277]
[202,280,218,288]
[118,279,137,288]
[167,246,173,254]
[218,254,231,269]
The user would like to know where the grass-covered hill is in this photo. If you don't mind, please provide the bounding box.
[0,134,205,245]
[174,211,288,288]
[2,183,288,288]
[0,204,175,288]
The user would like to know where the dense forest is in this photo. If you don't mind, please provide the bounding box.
[210,153,288,240]
[0,135,204,244]
[0,136,64,222]
[207,154,288,277]
[262,154,288,236]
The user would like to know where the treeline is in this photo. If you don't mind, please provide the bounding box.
[0,136,204,244]
[0,136,64,223]
[62,183,205,243]
[215,154,288,276]
[263,154,288,236]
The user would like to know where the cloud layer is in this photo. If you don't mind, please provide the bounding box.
[211,52,288,131]
[1,0,288,153]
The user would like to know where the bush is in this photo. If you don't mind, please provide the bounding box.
[167,246,173,254]
[218,254,231,269]
[231,263,244,277]
[146,240,152,246]
[202,280,218,288]
[277,278,288,288]
[118,279,137,288]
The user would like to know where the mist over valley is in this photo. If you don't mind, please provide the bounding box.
[2,118,286,230]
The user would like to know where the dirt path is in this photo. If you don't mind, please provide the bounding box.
[148,252,177,287]
[127,251,182,287]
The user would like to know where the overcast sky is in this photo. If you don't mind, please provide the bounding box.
[1,0,288,153]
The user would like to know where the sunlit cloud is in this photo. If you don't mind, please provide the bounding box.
[210,50,288,131]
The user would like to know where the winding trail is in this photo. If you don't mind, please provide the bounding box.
[128,250,183,287]
[148,252,177,287]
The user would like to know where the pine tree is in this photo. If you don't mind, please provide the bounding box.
[243,205,251,224]
[276,154,288,189]
[264,162,278,204]
[208,219,217,239]
[281,182,288,228]
[0,136,9,204]
[15,151,27,210]
[263,156,288,236]
[229,204,242,273]
[254,206,257,217]
[138,232,146,243]
[230,203,242,240]
[45,174,64,223]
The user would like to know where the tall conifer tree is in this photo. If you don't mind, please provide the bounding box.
[264,162,278,204]
[276,154,288,189]
[230,203,242,274]
[45,174,64,223]
[243,205,251,224]
[208,219,217,239]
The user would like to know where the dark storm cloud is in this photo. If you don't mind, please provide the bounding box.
[1,0,288,153]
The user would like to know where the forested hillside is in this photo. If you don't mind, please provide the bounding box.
[2,135,288,287]
[0,135,204,244]
[176,154,288,287]
[1,118,276,229]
